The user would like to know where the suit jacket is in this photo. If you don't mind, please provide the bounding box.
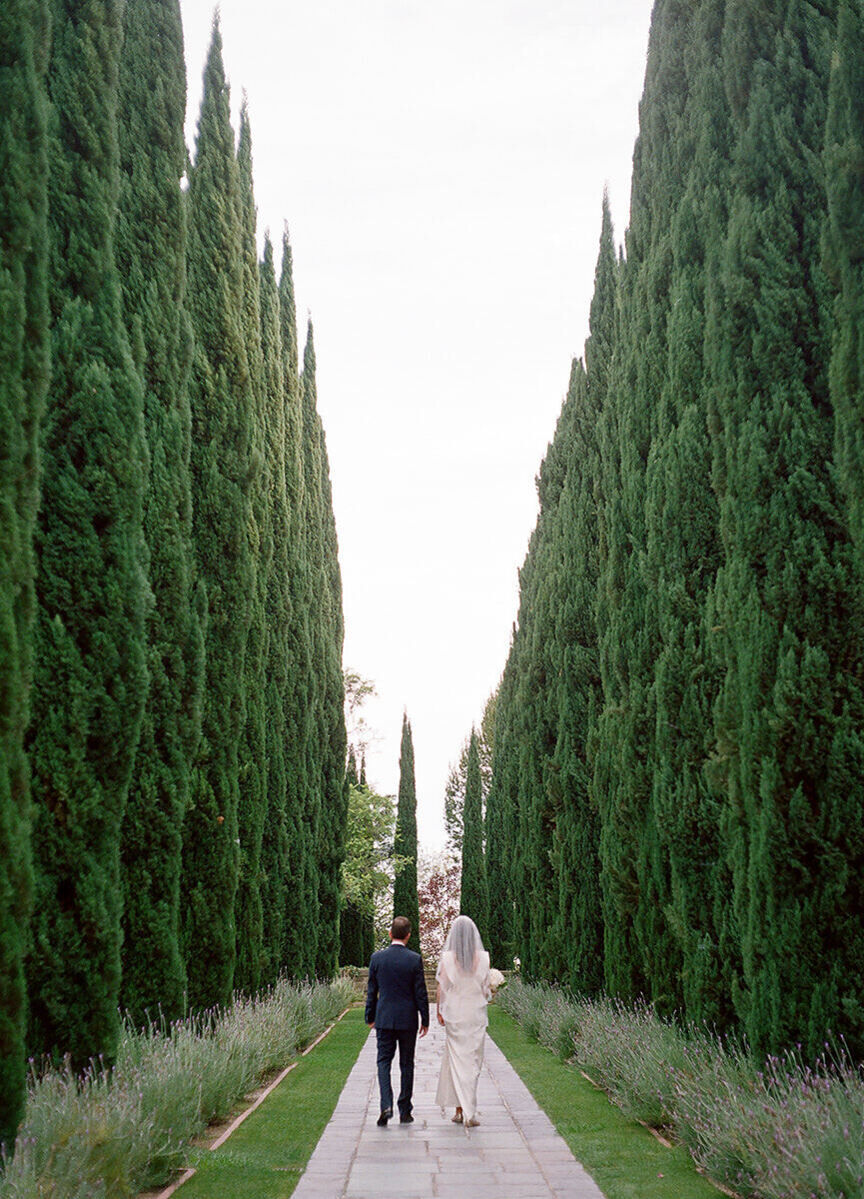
[365,942,429,1030]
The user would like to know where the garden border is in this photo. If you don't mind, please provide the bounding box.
[151,1004,353,1199]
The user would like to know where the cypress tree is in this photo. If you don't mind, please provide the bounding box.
[486,232,609,989]
[508,368,588,983]
[278,230,313,978]
[485,0,864,1056]
[635,0,730,1022]
[299,321,324,975]
[708,0,864,1056]
[0,0,48,1146]
[550,359,604,998]
[444,692,496,864]
[485,658,516,969]
[258,232,290,987]
[300,321,347,978]
[181,21,253,1009]
[27,0,149,1068]
[393,714,420,951]
[115,0,203,1027]
[346,746,359,787]
[341,744,364,966]
[233,103,268,995]
[459,729,488,939]
[339,902,367,967]
[592,0,703,1004]
[825,0,864,565]
[443,741,469,860]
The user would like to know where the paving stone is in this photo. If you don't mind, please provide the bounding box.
[291,1006,606,1199]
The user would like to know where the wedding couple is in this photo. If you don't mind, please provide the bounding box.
[365,913,496,1128]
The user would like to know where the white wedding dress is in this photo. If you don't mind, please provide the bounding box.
[435,923,491,1123]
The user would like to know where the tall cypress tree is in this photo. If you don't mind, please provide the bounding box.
[507,364,591,983]
[115,0,203,1028]
[27,0,149,1068]
[233,103,268,995]
[459,729,488,939]
[181,20,253,1010]
[0,0,48,1146]
[339,752,362,966]
[485,0,864,1057]
[393,714,420,950]
[593,0,703,1004]
[550,359,604,998]
[485,656,516,970]
[635,0,730,1022]
[258,232,290,987]
[278,230,313,978]
[709,0,864,1056]
[825,0,864,566]
[300,321,347,978]
[298,321,324,976]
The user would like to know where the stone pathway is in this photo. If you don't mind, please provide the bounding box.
[292,1006,606,1199]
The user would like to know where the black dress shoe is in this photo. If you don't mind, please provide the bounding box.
[399,1114,414,1124]
[377,1109,392,1126]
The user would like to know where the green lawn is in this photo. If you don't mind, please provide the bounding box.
[487,1005,721,1199]
[178,1007,369,1199]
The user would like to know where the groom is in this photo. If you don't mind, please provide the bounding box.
[365,916,429,1126]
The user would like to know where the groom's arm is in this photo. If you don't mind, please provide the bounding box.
[365,958,378,1026]
[414,957,429,1031]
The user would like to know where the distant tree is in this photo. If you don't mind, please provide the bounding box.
[340,781,397,964]
[444,690,496,859]
[460,729,488,940]
[418,850,461,964]
[485,654,517,970]
[346,746,359,788]
[345,668,377,760]
[393,714,420,951]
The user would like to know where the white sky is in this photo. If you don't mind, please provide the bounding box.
[178,0,654,849]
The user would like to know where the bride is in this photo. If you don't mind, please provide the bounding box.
[434,915,491,1127]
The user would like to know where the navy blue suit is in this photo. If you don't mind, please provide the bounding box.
[365,943,429,1118]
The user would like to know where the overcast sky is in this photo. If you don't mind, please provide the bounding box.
[178,0,655,848]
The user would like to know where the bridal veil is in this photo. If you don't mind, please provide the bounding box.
[436,915,490,992]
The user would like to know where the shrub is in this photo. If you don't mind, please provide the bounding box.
[0,976,354,1199]
[497,979,864,1199]
[670,1038,864,1198]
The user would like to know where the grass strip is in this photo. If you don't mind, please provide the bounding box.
[176,1007,369,1199]
[487,1004,721,1199]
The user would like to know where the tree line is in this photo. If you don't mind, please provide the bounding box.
[0,0,346,1153]
[485,0,864,1062]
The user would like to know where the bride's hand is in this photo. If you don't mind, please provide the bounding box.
[437,1011,445,1026]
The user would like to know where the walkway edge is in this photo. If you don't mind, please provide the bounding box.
[152,1004,353,1199]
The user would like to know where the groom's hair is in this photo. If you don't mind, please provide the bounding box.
[391,916,411,941]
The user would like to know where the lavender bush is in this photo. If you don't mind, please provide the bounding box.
[496,977,864,1198]
[0,976,355,1199]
